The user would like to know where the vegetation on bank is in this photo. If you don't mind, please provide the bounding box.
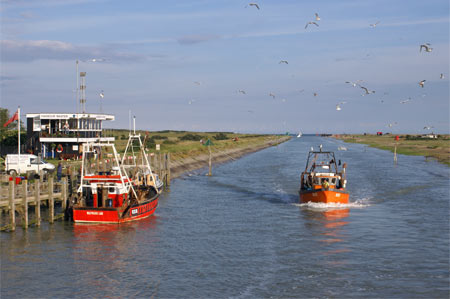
[335,134,450,166]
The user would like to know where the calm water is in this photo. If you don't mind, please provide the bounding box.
[1,137,449,298]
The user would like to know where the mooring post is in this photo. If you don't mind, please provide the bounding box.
[162,153,167,186]
[208,144,212,176]
[9,180,16,231]
[48,176,54,224]
[62,176,67,211]
[22,179,28,229]
[34,180,41,227]
[159,152,162,178]
[166,152,171,186]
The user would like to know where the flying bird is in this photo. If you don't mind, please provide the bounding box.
[418,80,426,88]
[420,43,433,52]
[400,98,411,104]
[315,13,320,21]
[313,92,318,97]
[305,21,319,29]
[99,90,104,98]
[369,21,380,28]
[299,89,305,93]
[345,80,362,87]
[423,126,434,130]
[279,60,288,64]
[188,99,196,105]
[336,101,346,111]
[248,3,260,9]
[387,122,398,128]
[360,85,375,95]
[194,81,202,85]
[238,89,246,94]
[440,73,445,79]
[269,93,276,99]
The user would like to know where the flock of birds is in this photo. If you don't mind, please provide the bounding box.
[184,3,446,132]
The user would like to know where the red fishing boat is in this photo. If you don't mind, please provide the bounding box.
[68,132,162,223]
[299,145,349,204]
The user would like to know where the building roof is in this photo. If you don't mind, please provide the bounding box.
[26,113,114,120]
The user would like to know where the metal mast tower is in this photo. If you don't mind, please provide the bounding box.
[79,72,87,113]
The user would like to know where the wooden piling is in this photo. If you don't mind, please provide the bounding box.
[62,177,67,211]
[48,176,54,224]
[35,180,41,227]
[159,152,162,178]
[22,179,28,229]
[166,153,171,186]
[9,180,15,231]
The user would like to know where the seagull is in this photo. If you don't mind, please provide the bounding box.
[336,101,346,111]
[313,92,318,97]
[360,85,375,95]
[194,81,202,85]
[299,89,305,93]
[248,3,260,9]
[315,13,320,21]
[269,93,276,99]
[369,21,380,28]
[418,80,426,88]
[305,21,319,29]
[440,73,445,79]
[400,98,411,104]
[420,43,433,52]
[345,80,362,87]
[99,90,104,98]
[279,60,288,64]
[188,99,196,105]
[423,126,434,130]
[238,89,246,94]
[387,122,397,128]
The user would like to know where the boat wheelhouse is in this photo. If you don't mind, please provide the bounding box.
[299,146,349,204]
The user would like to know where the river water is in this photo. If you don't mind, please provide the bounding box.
[1,137,449,298]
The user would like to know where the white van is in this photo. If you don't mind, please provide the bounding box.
[5,154,55,175]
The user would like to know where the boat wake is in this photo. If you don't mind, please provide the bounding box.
[293,198,371,210]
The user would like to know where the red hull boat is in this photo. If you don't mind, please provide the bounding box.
[68,132,163,224]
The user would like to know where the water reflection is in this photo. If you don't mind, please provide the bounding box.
[71,216,160,297]
[301,207,351,266]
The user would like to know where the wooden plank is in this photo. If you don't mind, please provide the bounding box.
[9,181,15,231]
[35,180,41,227]
[62,177,67,211]
[22,180,28,229]
[48,176,54,224]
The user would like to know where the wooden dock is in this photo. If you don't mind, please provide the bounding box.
[0,176,71,231]
[0,152,171,232]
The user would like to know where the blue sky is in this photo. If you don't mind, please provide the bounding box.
[1,0,449,133]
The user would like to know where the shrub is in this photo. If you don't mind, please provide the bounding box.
[179,134,203,141]
[213,132,228,140]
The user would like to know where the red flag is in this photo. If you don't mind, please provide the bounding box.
[3,110,19,127]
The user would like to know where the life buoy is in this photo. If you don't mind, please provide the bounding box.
[56,144,63,153]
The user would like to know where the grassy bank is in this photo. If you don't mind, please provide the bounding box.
[335,134,450,166]
[14,131,290,176]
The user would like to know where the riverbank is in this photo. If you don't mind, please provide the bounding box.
[334,134,450,166]
[169,136,290,178]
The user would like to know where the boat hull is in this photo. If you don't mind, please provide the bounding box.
[73,197,158,224]
[299,188,349,204]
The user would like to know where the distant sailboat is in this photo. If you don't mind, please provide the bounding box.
[297,132,302,138]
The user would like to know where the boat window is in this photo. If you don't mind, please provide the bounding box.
[109,187,115,193]
[331,178,336,184]
[313,177,320,184]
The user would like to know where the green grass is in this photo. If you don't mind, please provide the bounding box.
[337,134,450,166]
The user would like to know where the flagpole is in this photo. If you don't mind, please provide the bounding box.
[18,106,21,174]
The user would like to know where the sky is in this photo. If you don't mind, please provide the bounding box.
[1,0,449,134]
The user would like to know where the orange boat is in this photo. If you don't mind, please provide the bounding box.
[299,146,349,204]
